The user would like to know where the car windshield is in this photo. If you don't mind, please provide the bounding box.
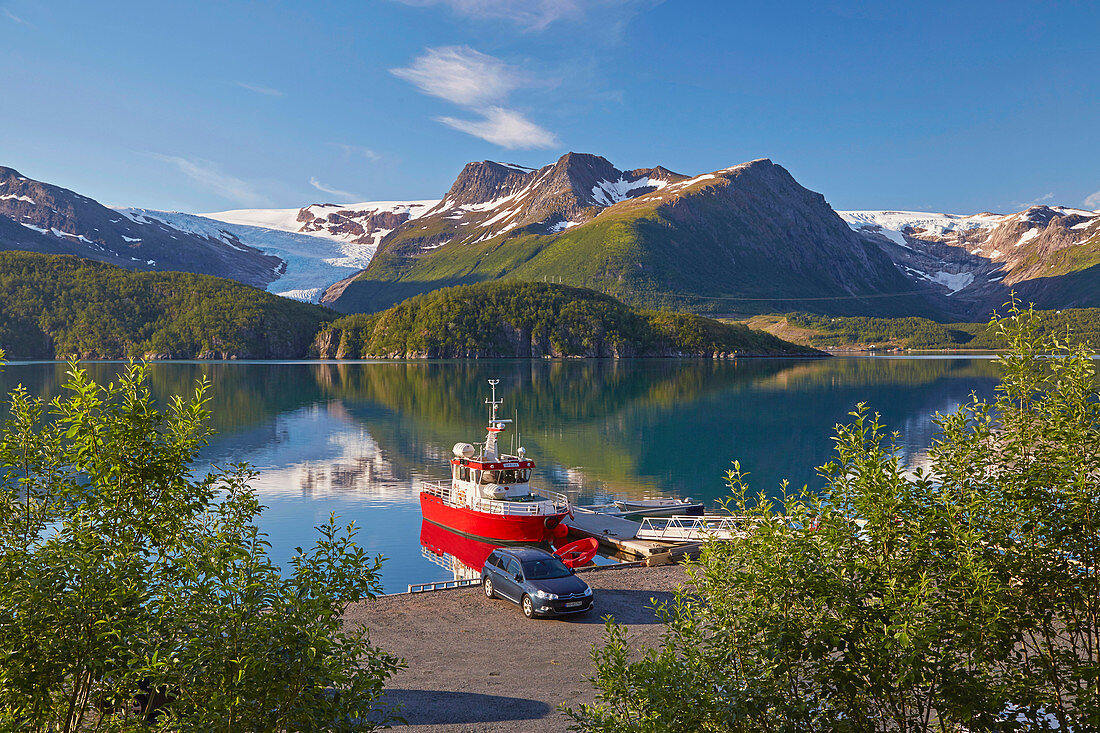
[522,557,572,580]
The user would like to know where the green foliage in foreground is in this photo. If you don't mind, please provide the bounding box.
[789,306,1100,350]
[0,359,403,731]
[568,304,1100,731]
[0,251,335,359]
[314,281,818,358]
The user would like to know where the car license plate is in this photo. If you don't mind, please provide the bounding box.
[566,601,582,608]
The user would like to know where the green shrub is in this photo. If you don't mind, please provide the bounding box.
[569,303,1100,731]
[0,358,403,731]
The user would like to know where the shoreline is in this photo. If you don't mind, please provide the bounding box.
[0,353,831,365]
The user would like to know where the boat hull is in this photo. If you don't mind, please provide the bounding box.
[420,492,567,543]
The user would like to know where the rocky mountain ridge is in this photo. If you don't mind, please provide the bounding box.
[0,166,283,287]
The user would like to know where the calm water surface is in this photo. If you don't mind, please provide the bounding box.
[0,357,1001,592]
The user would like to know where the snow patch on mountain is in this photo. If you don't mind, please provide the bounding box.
[0,194,35,204]
[202,206,305,233]
[118,209,153,224]
[667,174,716,190]
[494,162,536,172]
[461,193,521,213]
[1052,206,1097,217]
[1017,228,1039,246]
[591,176,668,206]
[929,270,974,295]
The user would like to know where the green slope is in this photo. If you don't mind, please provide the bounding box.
[0,252,335,359]
[312,281,822,358]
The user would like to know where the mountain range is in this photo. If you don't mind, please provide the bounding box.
[2,155,1098,321]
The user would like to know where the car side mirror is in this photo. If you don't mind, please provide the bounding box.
[514,573,523,582]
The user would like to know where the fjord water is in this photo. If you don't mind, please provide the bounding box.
[0,357,999,592]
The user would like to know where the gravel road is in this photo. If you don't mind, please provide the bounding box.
[343,564,690,732]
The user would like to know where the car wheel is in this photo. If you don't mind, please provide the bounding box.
[483,577,494,598]
[521,594,535,619]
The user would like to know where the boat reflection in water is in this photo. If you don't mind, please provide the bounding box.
[420,519,603,584]
[419,520,504,581]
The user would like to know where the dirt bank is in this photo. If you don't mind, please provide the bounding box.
[343,564,689,732]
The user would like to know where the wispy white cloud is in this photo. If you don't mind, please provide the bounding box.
[309,177,359,201]
[3,7,25,23]
[438,107,558,149]
[391,46,521,106]
[392,0,582,29]
[236,81,285,97]
[392,46,558,149]
[334,143,381,162]
[392,0,662,32]
[151,154,271,207]
[1006,192,1058,211]
[1085,190,1100,209]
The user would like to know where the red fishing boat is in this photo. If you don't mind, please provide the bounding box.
[419,380,572,543]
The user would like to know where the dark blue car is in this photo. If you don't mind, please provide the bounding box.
[482,547,594,618]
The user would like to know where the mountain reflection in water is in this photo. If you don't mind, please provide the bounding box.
[0,357,1000,592]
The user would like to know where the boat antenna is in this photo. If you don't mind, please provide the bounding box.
[486,379,502,424]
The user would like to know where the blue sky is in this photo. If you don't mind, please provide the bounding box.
[1,0,1097,214]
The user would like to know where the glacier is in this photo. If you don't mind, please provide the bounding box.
[115,208,383,303]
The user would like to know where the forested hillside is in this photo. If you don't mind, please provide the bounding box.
[778,309,1100,350]
[0,253,816,360]
[312,281,821,358]
[0,252,334,359]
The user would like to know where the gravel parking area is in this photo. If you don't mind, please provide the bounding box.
[343,564,690,732]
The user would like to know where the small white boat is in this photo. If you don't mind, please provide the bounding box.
[613,498,704,517]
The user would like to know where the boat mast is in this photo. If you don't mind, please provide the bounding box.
[483,379,510,460]
[486,379,502,424]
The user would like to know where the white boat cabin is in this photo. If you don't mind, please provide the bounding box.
[450,446,537,501]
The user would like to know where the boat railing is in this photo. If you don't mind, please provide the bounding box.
[422,481,571,516]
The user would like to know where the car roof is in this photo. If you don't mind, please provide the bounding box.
[497,546,556,562]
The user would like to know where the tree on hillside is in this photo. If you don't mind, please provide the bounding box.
[0,358,403,731]
[567,304,1100,732]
